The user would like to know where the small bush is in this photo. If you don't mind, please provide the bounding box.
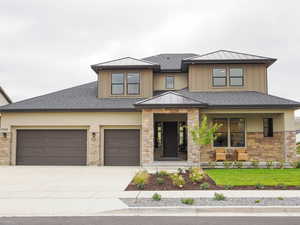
[224,161,233,169]
[188,167,203,183]
[279,161,285,169]
[294,161,300,168]
[255,183,265,190]
[181,198,194,205]
[133,170,149,189]
[251,160,259,168]
[156,170,169,177]
[234,161,243,168]
[266,160,274,169]
[170,173,185,188]
[208,161,216,168]
[277,183,287,189]
[277,197,284,200]
[156,177,165,185]
[200,182,210,190]
[213,192,226,201]
[177,168,184,174]
[224,185,233,190]
[152,193,162,201]
[255,200,261,204]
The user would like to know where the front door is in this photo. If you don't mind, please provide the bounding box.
[163,122,178,157]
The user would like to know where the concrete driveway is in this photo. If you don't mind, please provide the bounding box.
[0,166,139,216]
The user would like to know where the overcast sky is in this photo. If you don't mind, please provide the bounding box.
[0,0,299,116]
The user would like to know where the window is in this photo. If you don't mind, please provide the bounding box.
[111,73,124,95]
[263,118,273,137]
[166,76,174,89]
[230,119,245,147]
[213,68,226,87]
[213,118,246,147]
[213,119,228,147]
[127,72,140,95]
[229,68,244,86]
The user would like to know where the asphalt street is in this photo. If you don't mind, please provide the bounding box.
[0,216,299,225]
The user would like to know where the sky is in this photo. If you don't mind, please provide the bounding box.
[0,0,299,116]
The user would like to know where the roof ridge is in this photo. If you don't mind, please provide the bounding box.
[217,49,276,60]
[92,56,158,67]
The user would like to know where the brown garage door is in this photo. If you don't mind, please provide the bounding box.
[104,129,140,166]
[16,130,87,165]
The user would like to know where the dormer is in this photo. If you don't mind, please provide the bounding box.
[91,57,159,98]
[182,50,277,93]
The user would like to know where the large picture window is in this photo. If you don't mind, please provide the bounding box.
[213,118,246,147]
[111,73,124,95]
[263,118,273,137]
[127,72,140,95]
[229,68,244,86]
[212,68,227,87]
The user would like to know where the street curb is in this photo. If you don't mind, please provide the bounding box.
[99,206,300,216]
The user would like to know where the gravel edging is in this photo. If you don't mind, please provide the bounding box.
[121,197,300,207]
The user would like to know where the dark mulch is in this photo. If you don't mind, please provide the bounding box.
[125,172,300,191]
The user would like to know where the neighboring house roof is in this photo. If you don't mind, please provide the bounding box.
[135,91,207,108]
[182,50,277,67]
[0,86,12,104]
[0,82,299,112]
[91,57,160,73]
[142,53,198,71]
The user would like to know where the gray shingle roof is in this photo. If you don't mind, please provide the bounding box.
[0,82,142,112]
[142,53,198,71]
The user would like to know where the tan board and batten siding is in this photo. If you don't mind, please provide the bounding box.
[153,73,188,90]
[189,64,267,93]
[98,69,153,98]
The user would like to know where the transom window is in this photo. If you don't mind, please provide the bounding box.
[263,118,273,137]
[127,72,140,95]
[212,68,227,87]
[166,76,175,89]
[111,73,124,95]
[213,118,246,147]
[229,68,244,86]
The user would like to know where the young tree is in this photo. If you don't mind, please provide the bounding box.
[190,114,222,149]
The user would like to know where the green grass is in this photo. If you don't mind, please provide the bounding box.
[205,169,300,186]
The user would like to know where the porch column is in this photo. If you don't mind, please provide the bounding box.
[187,109,200,164]
[283,111,298,162]
[141,109,154,165]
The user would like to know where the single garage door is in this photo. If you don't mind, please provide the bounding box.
[104,129,140,166]
[16,130,87,165]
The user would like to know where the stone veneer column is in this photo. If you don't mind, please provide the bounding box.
[141,109,154,165]
[0,132,11,165]
[187,109,200,164]
[285,131,298,162]
[87,129,101,166]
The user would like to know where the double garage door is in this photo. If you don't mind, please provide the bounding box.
[16,129,140,166]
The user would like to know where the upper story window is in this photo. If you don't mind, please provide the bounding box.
[229,68,244,86]
[127,72,140,95]
[111,73,124,95]
[212,68,227,87]
[263,118,273,137]
[165,76,175,89]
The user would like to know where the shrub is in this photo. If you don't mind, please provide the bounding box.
[234,161,243,168]
[277,197,284,200]
[266,160,274,169]
[277,183,287,189]
[200,182,210,190]
[152,193,162,201]
[251,160,259,168]
[224,185,233,190]
[294,161,300,168]
[181,198,194,205]
[224,161,233,169]
[255,183,265,190]
[208,161,216,168]
[156,170,169,177]
[213,192,226,201]
[255,200,261,204]
[177,168,184,174]
[188,167,203,183]
[279,161,285,169]
[156,177,165,185]
[133,170,149,190]
[170,173,185,188]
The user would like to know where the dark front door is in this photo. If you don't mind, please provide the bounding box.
[163,122,178,157]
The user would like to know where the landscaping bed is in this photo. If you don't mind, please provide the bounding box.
[125,168,300,191]
[121,197,300,207]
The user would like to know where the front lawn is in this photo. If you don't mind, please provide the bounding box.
[205,169,300,186]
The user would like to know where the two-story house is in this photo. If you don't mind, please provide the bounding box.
[0,50,299,166]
